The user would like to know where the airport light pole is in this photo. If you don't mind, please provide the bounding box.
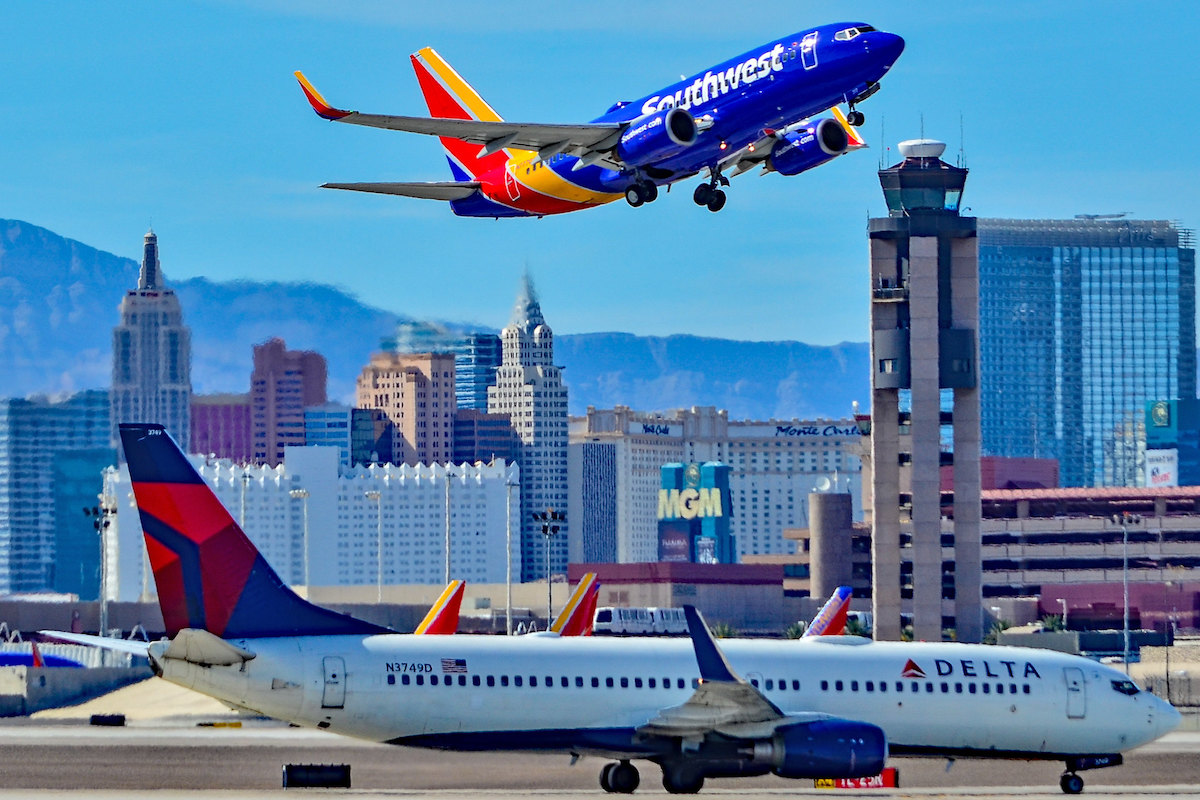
[366,490,383,604]
[532,508,565,626]
[240,471,250,528]
[83,495,115,637]
[1058,598,1068,631]
[289,489,310,589]
[1111,512,1142,674]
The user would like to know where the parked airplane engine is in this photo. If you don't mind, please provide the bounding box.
[615,107,697,166]
[757,718,888,779]
[766,117,849,176]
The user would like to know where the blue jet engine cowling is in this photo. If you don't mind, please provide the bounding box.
[762,718,888,779]
[766,117,849,176]
[616,107,698,167]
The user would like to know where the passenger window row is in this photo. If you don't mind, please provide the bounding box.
[818,678,1031,695]
[387,674,696,689]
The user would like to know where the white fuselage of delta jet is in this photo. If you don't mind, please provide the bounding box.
[150,633,1179,758]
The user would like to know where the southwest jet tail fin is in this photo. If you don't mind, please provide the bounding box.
[414,580,465,635]
[802,586,853,637]
[409,46,509,180]
[831,106,868,149]
[551,573,599,636]
[118,424,389,640]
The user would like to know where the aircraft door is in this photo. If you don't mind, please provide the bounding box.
[505,166,522,201]
[800,32,819,70]
[322,656,346,709]
[1063,667,1086,719]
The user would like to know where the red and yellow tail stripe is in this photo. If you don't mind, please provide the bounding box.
[551,573,599,636]
[414,580,465,635]
[831,106,867,148]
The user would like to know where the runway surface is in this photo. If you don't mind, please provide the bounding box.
[0,717,1198,797]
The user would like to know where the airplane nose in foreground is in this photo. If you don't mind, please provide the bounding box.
[1156,696,1183,738]
[875,32,905,66]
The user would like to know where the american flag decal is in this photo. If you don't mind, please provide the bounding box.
[441,657,468,674]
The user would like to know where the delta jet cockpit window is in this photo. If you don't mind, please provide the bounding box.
[1112,679,1140,696]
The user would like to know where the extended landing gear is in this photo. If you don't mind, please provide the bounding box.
[693,172,730,212]
[1060,772,1085,795]
[600,760,640,794]
[661,762,705,794]
[624,181,659,207]
[846,108,865,126]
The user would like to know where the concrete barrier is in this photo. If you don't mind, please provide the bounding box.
[0,666,152,717]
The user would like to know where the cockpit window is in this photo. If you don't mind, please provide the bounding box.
[1111,679,1139,696]
[835,26,877,41]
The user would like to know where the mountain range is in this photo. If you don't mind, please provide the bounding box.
[0,219,868,420]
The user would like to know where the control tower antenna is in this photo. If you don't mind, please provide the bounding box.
[958,113,966,168]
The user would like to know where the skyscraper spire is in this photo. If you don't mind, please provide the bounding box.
[138,229,160,290]
[509,270,545,332]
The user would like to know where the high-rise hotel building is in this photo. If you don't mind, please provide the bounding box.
[978,219,1196,487]
[357,352,457,467]
[488,276,568,581]
[111,230,191,449]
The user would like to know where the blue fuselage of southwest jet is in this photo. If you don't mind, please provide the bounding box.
[448,22,903,217]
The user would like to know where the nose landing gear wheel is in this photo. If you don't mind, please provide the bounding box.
[846,109,865,126]
[1060,772,1084,794]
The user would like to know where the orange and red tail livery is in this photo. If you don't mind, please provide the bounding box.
[803,585,853,637]
[119,424,387,639]
[414,580,466,635]
[551,573,599,636]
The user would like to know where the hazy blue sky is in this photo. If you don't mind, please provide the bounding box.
[3,2,1197,343]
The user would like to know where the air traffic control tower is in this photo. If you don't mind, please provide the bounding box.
[868,140,983,643]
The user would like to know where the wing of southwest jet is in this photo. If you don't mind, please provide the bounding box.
[721,106,867,178]
[414,580,466,635]
[323,182,482,200]
[296,72,623,161]
[39,631,151,657]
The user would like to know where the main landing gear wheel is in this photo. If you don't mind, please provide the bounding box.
[705,189,726,212]
[661,764,705,794]
[1060,772,1084,794]
[624,181,658,207]
[846,109,865,126]
[693,183,713,206]
[600,760,640,793]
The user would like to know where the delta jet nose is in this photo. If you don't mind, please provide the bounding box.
[1153,694,1183,739]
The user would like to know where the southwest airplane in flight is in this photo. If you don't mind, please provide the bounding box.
[294,22,903,217]
[51,425,1179,795]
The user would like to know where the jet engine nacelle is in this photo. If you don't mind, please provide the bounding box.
[766,117,849,176]
[616,107,698,167]
[754,718,888,779]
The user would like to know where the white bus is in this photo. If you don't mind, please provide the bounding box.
[593,607,688,636]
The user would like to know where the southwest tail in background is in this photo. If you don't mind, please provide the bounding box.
[803,585,853,637]
[409,47,510,181]
[119,423,388,640]
[414,580,465,635]
[551,573,599,636]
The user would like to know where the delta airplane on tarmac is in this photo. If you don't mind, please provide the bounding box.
[294,22,903,217]
[50,425,1180,796]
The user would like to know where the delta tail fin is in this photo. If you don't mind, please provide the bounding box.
[119,423,389,640]
[803,585,853,637]
[409,47,511,181]
[414,580,466,635]
[551,573,599,636]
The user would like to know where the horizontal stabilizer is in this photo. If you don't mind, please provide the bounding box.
[322,181,481,200]
[39,631,151,657]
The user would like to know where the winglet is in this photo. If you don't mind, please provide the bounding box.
[683,605,741,683]
[831,106,867,149]
[30,640,44,668]
[414,580,465,635]
[551,573,599,636]
[294,71,353,121]
[803,585,853,637]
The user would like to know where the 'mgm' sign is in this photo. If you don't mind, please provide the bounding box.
[657,488,724,520]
